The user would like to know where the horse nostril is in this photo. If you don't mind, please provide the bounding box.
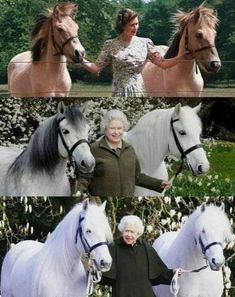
[212,258,216,265]
[74,50,80,57]
[100,259,105,267]
[81,160,86,167]
[198,165,203,173]
[210,61,221,71]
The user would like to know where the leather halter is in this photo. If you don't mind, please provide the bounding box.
[75,215,108,256]
[57,117,90,179]
[51,19,78,56]
[198,235,222,256]
[184,26,215,59]
[170,118,203,175]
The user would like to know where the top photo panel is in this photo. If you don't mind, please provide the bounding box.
[0,0,234,98]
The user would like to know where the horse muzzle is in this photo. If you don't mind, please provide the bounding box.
[200,60,221,73]
[94,258,112,272]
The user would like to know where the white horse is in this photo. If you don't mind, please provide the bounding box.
[153,203,233,297]
[0,102,95,196]
[0,199,113,297]
[124,103,209,196]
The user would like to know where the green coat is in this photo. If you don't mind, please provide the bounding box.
[100,237,174,297]
[76,137,163,196]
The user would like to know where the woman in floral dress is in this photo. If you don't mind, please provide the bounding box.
[82,8,187,97]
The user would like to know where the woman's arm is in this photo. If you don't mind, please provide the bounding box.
[149,49,191,69]
[81,59,103,74]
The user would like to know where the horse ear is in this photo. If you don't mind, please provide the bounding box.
[58,101,66,116]
[80,101,89,114]
[82,198,89,211]
[53,5,62,22]
[220,202,225,212]
[174,103,182,116]
[71,4,78,19]
[100,200,107,212]
[201,203,206,212]
[194,103,201,114]
[194,8,201,23]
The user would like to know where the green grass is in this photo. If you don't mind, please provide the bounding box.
[1,82,235,97]
[166,140,235,196]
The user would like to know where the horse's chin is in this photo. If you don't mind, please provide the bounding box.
[210,266,221,271]
[70,55,84,63]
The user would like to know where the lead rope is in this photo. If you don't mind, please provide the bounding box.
[162,161,185,196]
[82,256,102,296]
[170,264,209,297]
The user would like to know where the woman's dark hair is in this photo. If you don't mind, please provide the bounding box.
[115,8,138,34]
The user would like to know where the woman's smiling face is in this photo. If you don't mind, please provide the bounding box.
[105,120,124,146]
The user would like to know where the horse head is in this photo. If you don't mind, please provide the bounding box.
[169,103,209,176]
[52,2,85,62]
[57,102,95,174]
[183,4,220,73]
[171,4,221,73]
[75,199,113,272]
[194,203,233,270]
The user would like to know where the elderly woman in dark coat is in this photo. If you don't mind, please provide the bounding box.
[99,215,183,297]
[76,109,171,196]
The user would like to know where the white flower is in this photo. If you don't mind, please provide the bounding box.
[169,209,176,217]
[146,225,153,233]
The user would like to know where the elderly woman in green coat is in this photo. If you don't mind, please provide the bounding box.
[99,215,184,297]
[76,110,171,196]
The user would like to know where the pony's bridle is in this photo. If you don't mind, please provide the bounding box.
[198,235,223,257]
[75,215,108,256]
[57,117,90,179]
[184,26,215,59]
[170,118,203,176]
[51,19,78,56]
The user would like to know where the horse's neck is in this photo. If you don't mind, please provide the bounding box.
[41,30,67,66]
[174,28,197,73]
[42,209,83,275]
[126,109,172,173]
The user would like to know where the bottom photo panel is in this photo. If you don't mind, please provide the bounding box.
[0,197,234,297]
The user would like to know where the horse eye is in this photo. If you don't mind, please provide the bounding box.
[62,129,70,135]
[58,28,64,32]
[179,130,186,136]
[86,229,92,234]
[195,32,203,39]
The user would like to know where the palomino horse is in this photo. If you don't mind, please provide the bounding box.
[0,199,113,297]
[0,102,95,196]
[143,4,221,97]
[153,203,233,297]
[8,2,85,97]
[124,103,209,196]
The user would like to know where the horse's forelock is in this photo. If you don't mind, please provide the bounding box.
[29,116,60,173]
[83,204,113,243]
[179,106,202,135]
[65,105,87,129]
[195,205,232,238]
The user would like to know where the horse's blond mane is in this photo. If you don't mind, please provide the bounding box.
[165,4,218,59]
[170,4,218,36]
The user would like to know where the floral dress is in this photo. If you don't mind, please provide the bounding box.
[96,36,155,97]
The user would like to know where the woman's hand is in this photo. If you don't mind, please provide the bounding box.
[160,180,172,190]
[173,268,186,276]
[148,48,163,66]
